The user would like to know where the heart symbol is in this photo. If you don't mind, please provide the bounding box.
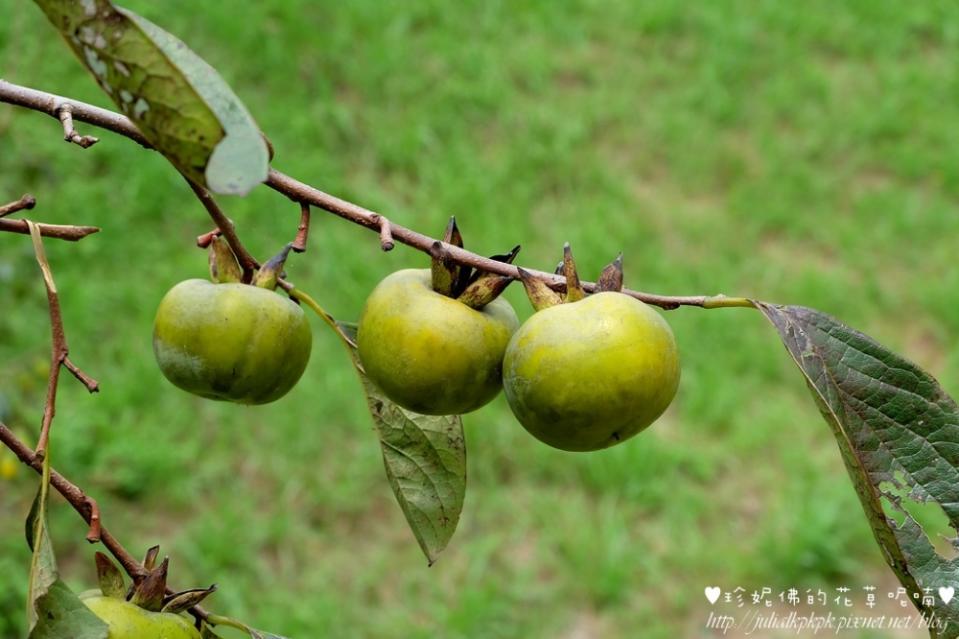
[940,587,954,604]
[705,587,721,605]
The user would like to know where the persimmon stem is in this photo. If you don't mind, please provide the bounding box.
[282,284,356,349]
[184,178,259,282]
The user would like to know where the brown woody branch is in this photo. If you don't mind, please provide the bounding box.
[291,202,311,253]
[57,103,99,149]
[0,193,36,218]
[24,221,99,460]
[0,79,753,310]
[184,178,259,281]
[0,217,100,241]
[0,422,210,622]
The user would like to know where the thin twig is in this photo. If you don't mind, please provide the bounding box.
[0,80,755,310]
[0,218,99,241]
[25,222,99,460]
[184,178,259,282]
[57,103,99,148]
[0,193,36,218]
[291,202,310,253]
[195,228,221,249]
[370,214,395,252]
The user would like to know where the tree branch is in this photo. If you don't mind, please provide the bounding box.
[57,103,99,149]
[24,221,99,460]
[184,178,259,282]
[0,218,100,241]
[0,193,36,218]
[0,79,753,310]
[0,422,210,622]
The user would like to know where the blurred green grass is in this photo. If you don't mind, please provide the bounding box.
[2,1,958,637]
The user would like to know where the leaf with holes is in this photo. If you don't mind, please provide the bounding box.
[338,322,466,565]
[759,303,959,636]
[34,0,268,195]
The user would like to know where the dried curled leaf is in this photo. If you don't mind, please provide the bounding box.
[34,0,269,195]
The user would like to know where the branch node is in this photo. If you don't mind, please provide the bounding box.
[85,497,102,543]
[57,103,99,149]
[195,228,222,249]
[371,214,394,251]
[291,202,311,253]
[64,356,100,392]
[0,193,36,218]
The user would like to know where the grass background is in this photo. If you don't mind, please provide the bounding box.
[2,1,959,637]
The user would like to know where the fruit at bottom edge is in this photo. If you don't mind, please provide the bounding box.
[81,595,201,639]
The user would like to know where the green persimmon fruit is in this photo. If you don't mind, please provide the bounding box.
[81,594,200,639]
[357,269,519,415]
[153,279,312,404]
[503,292,680,452]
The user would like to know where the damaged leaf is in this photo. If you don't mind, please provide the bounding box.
[34,0,269,195]
[759,303,959,636]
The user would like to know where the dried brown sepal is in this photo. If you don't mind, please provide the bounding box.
[457,274,514,309]
[596,253,624,292]
[464,245,521,288]
[94,552,126,599]
[518,268,562,311]
[430,241,458,297]
[142,545,160,572]
[209,236,242,283]
[131,557,169,612]
[253,243,293,290]
[562,243,585,302]
[442,216,464,249]
[491,244,521,266]
[443,217,474,294]
[554,261,564,276]
[161,585,218,614]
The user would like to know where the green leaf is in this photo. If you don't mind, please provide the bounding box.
[28,579,109,639]
[338,322,466,565]
[26,470,57,631]
[34,0,268,195]
[759,303,959,636]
